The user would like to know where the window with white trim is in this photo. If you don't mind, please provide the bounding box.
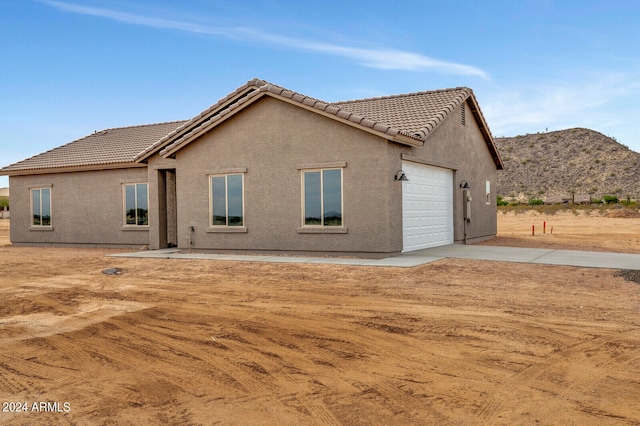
[302,168,342,226]
[124,183,148,226]
[31,187,51,226]
[210,174,244,227]
[486,180,491,205]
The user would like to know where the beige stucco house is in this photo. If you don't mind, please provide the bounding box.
[0,78,502,257]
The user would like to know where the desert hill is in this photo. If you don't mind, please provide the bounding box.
[494,128,640,201]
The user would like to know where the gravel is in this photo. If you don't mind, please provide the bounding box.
[615,270,640,284]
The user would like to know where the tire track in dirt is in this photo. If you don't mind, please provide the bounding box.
[194,311,414,424]
[207,321,343,424]
[100,310,322,422]
[557,337,640,405]
[67,319,216,398]
[0,359,32,394]
[273,315,476,421]
[0,352,63,401]
[475,329,640,423]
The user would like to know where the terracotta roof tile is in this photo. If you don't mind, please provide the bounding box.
[333,87,474,140]
[156,79,497,162]
[2,78,502,174]
[1,121,186,173]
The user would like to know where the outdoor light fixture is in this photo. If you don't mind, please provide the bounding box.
[460,180,470,189]
[394,170,409,181]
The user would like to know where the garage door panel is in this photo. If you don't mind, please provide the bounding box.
[402,162,453,252]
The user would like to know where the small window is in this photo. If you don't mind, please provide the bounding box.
[486,180,491,205]
[302,169,342,227]
[31,187,51,226]
[124,183,148,226]
[211,174,244,227]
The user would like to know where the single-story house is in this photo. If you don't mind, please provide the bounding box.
[0,78,503,258]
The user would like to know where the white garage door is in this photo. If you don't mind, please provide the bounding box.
[402,161,454,252]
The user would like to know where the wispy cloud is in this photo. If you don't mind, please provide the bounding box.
[37,0,489,79]
[483,72,635,138]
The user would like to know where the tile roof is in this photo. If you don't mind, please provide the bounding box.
[1,121,187,174]
[156,79,501,170]
[1,78,502,174]
[334,88,501,168]
[157,79,436,158]
[333,88,473,140]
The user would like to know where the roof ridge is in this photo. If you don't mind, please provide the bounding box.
[138,80,266,161]
[161,78,467,155]
[94,120,189,133]
[334,87,471,104]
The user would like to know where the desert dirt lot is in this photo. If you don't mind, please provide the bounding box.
[0,214,639,425]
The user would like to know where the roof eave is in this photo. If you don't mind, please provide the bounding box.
[159,89,425,159]
[274,95,424,147]
[465,93,504,170]
[0,162,146,176]
[391,134,424,147]
[160,88,267,158]
[135,83,261,163]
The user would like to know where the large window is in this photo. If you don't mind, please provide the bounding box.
[31,187,51,226]
[303,169,342,226]
[124,183,148,226]
[211,174,244,227]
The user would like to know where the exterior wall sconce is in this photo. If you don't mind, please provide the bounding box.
[395,170,409,181]
[459,180,470,189]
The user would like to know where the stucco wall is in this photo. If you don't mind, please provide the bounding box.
[9,168,150,247]
[169,97,398,256]
[391,100,498,245]
[147,157,178,250]
[7,96,497,253]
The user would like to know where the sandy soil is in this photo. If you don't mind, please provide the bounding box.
[481,209,640,253]
[0,217,639,425]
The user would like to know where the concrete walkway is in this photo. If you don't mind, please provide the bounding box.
[108,244,640,270]
[405,245,640,270]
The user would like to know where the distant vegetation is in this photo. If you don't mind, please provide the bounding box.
[498,202,638,216]
[0,196,8,210]
[495,128,640,202]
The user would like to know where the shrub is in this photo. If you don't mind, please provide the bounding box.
[528,198,544,206]
[496,196,509,206]
[0,197,8,209]
[603,195,619,204]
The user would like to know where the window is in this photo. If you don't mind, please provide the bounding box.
[303,169,342,226]
[31,187,51,226]
[486,180,491,205]
[211,174,243,226]
[124,183,148,226]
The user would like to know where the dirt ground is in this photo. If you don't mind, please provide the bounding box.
[480,209,640,254]
[0,216,639,425]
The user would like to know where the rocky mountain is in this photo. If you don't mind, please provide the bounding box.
[494,128,640,201]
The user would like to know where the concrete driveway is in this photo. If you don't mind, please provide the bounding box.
[405,245,640,270]
[109,244,640,270]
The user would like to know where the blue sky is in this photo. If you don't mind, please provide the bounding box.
[1,0,639,188]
